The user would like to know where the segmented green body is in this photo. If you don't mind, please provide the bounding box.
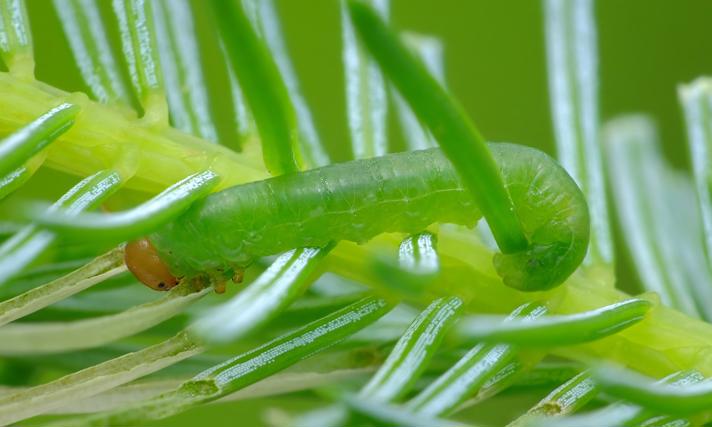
[150,143,589,291]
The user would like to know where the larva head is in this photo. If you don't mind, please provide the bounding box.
[124,238,180,291]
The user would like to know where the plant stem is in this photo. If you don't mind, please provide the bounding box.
[455,298,652,347]
[359,296,463,401]
[0,169,122,287]
[2,71,712,381]
[53,0,133,106]
[31,170,220,243]
[244,0,329,168]
[0,102,79,177]
[0,330,201,426]
[325,231,712,378]
[604,115,711,318]
[347,0,529,254]
[152,0,223,142]
[544,0,612,267]
[0,72,267,193]
[0,283,209,354]
[113,0,168,124]
[0,0,33,77]
[52,297,392,426]
[0,152,44,201]
[342,0,389,159]
[509,371,597,426]
[679,78,712,274]
[210,0,301,175]
[0,247,125,326]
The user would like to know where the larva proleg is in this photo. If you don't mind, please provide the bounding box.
[149,143,589,291]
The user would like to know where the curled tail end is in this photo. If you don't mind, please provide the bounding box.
[489,143,591,291]
[493,239,589,291]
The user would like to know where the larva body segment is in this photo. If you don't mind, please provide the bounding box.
[151,148,478,277]
[490,144,590,290]
[150,143,589,291]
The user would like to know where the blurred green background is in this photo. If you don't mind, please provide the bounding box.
[16,0,712,425]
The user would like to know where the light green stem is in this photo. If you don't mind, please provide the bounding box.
[0,0,33,77]
[0,283,209,354]
[0,247,125,326]
[0,72,267,193]
[544,0,612,267]
[0,331,201,426]
[2,71,712,380]
[326,230,712,378]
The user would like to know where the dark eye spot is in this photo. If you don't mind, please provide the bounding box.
[158,282,166,289]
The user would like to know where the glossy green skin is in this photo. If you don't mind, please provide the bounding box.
[150,143,589,291]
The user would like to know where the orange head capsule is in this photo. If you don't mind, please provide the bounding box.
[124,238,180,291]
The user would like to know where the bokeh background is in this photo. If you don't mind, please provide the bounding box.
[14,0,712,425]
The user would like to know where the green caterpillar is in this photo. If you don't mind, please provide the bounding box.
[144,142,589,292]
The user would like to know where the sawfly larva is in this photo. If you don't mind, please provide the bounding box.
[130,142,589,292]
